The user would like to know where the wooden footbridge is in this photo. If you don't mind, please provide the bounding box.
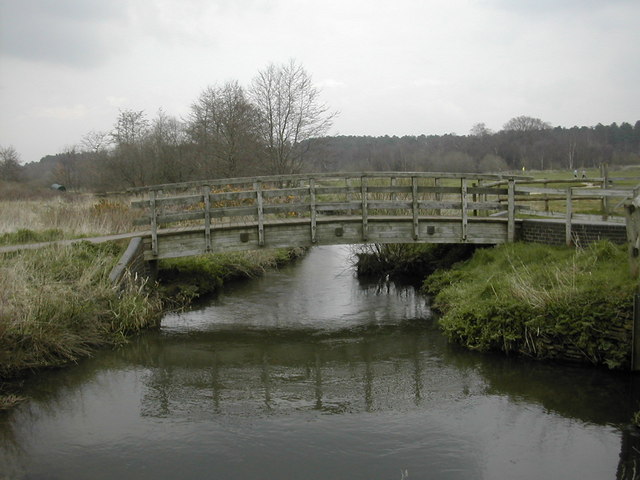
[129,171,633,261]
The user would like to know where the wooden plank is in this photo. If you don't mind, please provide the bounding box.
[310,178,317,243]
[361,176,368,241]
[203,185,212,251]
[254,181,265,246]
[418,200,462,210]
[412,176,419,240]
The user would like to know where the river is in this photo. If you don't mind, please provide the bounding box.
[2,245,640,479]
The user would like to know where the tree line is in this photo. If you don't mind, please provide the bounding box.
[1,59,638,192]
[304,118,640,174]
[1,60,336,191]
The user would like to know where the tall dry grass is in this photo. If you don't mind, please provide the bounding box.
[0,195,141,239]
[0,242,163,383]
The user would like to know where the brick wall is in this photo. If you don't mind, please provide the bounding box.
[518,219,627,247]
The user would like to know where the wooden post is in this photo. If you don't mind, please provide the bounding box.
[412,176,419,240]
[565,187,573,246]
[309,178,317,243]
[461,178,468,242]
[634,294,640,371]
[601,163,609,220]
[149,190,158,257]
[472,182,478,217]
[254,181,265,246]
[389,177,398,202]
[346,177,353,216]
[625,197,640,371]
[434,177,441,216]
[361,176,368,241]
[544,182,549,212]
[203,185,212,252]
[507,178,515,242]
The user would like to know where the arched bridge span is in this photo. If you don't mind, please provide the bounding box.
[130,171,630,261]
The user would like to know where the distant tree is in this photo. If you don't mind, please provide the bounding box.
[53,145,80,189]
[502,116,551,132]
[0,145,23,182]
[109,109,151,187]
[470,122,492,136]
[249,60,336,174]
[478,154,507,173]
[188,81,261,178]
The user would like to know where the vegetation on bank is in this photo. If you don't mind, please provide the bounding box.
[0,241,163,409]
[158,247,306,302]
[355,243,483,279]
[423,241,635,369]
[0,237,303,409]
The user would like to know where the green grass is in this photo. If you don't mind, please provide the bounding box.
[159,248,305,301]
[424,241,635,369]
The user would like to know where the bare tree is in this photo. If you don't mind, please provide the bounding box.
[109,109,151,187]
[249,60,336,174]
[188,81,261,178]
[149,109,192,183]
[53,145,80,189]
[0,145,23,182]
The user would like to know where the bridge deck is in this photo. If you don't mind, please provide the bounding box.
[146,215,510,259]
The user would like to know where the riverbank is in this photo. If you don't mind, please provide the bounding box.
[357,241,636,369]
[0,240,304,409]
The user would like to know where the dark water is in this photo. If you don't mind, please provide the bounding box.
[2,245,640,480]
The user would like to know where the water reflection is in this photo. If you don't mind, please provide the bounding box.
[2,246,640,480]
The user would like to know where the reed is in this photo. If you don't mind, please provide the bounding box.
[0,241,163,381]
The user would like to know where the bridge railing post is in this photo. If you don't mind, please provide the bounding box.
[346,177,353,216]
[254,181,265,246]
[309,178,317,243]
[461,178,468,242]
[149,190,158,257]
[361,176,368,241]
[508,179,515,242]
[434,177,441,216]
[412,176,419,240]
[565,186,573,246]
[203,185,212,252]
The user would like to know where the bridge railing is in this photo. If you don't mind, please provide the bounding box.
[131,172,525,255]
[130,172,636,254]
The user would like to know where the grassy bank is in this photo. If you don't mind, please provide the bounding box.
[355,243,483,279]
[0,239,304,409]
[424,241,635,369]
[158,247,306,302]
[0,242,163,406]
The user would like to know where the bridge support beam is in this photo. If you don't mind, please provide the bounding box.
[625,196,640,371]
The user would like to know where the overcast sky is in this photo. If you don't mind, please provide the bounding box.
[1,0,639,164]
